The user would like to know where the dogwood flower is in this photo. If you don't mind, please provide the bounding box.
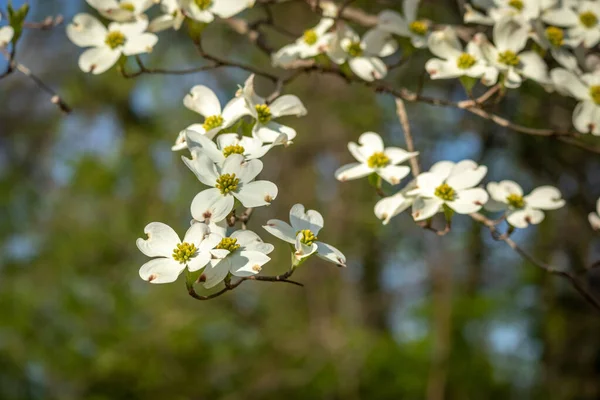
[407,160,489,221]
[137,221,221,284]
[149,0,185,32]
[531,22,579,72]
[334,132,417,185]
[377,0,430,48]
[374,181,416,225]
[589,198,600,230]
[86,0,155,22]
[486,181,565,228]
[543,0,600,48]
[184,129,278,164]
[327,25,397,81]
[464,0,555,25]
[0,25,13,47]
[263,204,346,267]
[241,74,307,144]
[551,68,600,135]
[186,153,278,223]
[179,0,255,23]
[272,17,335,67]
[174,84,249,149]
[425,27,499,85]
[67,14,158,74]
[201,222,273,289]
[475,18,550,88]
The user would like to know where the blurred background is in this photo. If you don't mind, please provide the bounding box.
[1,0,600,398]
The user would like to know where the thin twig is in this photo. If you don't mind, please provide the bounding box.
[395,98,420,176]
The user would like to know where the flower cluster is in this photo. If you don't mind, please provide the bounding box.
[136,74,345,290]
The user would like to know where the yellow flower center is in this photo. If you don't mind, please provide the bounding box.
[105,31,126,49]
[255,104,272,124]
[119,2,135,11]
[303,29,318,45]
[172,242,197,263]
[216,237,240,252]
[545,26,564,47]
[590,86,600,105]
[222,144,245,157]
[497,50,520,66]
[367,152,390,168]
[194,0,213,10]
[346,41,363,57]
[508,0,523,11]
[215,173,239,194]
[580,11,598,28]
[506,193,525,209]
[434,183,456,201]
[297,229,318,246]
[202,115,223,131]
[456,53,476,69]
[409,20,428,36]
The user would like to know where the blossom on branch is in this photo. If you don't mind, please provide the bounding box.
[551,68,600,135]
[180,0,255,23]
[149,0,186,32]
[543,0,600,48]
[377,0,430,48]
[272,17,335,67]
[86,0,155,22]
[184,130,278,164]
[335,131,417,185]
[486,181,565,228]
[67,14,158,74]
[374,182,416,225]
[263,204,346,267]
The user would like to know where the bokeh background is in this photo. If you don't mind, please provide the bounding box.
[1,0,600,398]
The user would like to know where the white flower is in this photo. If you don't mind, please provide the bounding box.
[475,18,550,88]
[551,68,600,135]
[202,222,273,289]
[184,129,278,163]
[263,204,346,267]
[180,0,255,23]
[173,84,249,150]
[149,0,185,32]
[486,180,565,228]
[374,181,416,225]
[377,0,429,48]
[589,198,600,230]
[334,132,417,185]
[240,74,307,144]
[464,0,555,25]
[272,17,334,67]
[543,1,600,48]
[425,27,499,85]
[137,221,221,284]
[86,0,155,22]
[0,25,13,47]
[67,14,158,74]
[185,153,278,223]
[407,160,489,221]
[530,21,579,72]
[327,25,397,81]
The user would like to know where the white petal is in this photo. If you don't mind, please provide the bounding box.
[446,188,489,214]
[181,151,219,186]
[425,58,463,80]
[190,188,234,223]
[335,163,373,182]
[253,121,296,143]
[123,32,158,55]
[507,208,545,228]
[524,186,565,210]
[263,219,296,244]
[348,142,367,163]
[269,95,307,118]
[234,181,278,207]
[136,222,180,258]
[289,203,325,234]
[139,258,185,284]
[378,165,411,185]
[550,68,588,100]
[229,251,270,277]
[211,0,254,18]
[348,57,387,81]
[295,234,318,259]
[78,47,121,74]
[519,51,549,85]
[427,27,463,60]
[222,96,251,124]
[384,148,418,164]
[573,101,600,134]
[315,241,346,267]
[183,85,222,117]
[0,26,13,47]
[494,17,528,52]
[202,258,230,289]
[377,10,409,36]
[187,251,211,272]
[185,130,224,164]
[358,132,385,154]
[198,232,222,252]
[412,197,443,221]
[182,221,210,245]
[362,28,398,57]
[589,212,600,230]
[222,155,262,183]
[111,17,148,36]
[403,0,420,22]
[374,193,413,224]
[231,230,274,254]
[487,180,523,202]
[67,13,106,47]
[410,172,445,197]
[447,165,487,190]
[429,160,455,178]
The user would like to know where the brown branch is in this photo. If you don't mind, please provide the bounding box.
[395,98,420,177]
[23,15,64,30]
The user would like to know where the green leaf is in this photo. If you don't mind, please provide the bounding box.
[7,2,29,46]
[459,76,478,94]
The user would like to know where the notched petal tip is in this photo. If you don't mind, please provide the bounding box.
[147,273,158,282]
[252,265,262,272]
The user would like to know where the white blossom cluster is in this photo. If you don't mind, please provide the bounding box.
[137,74,345,287]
